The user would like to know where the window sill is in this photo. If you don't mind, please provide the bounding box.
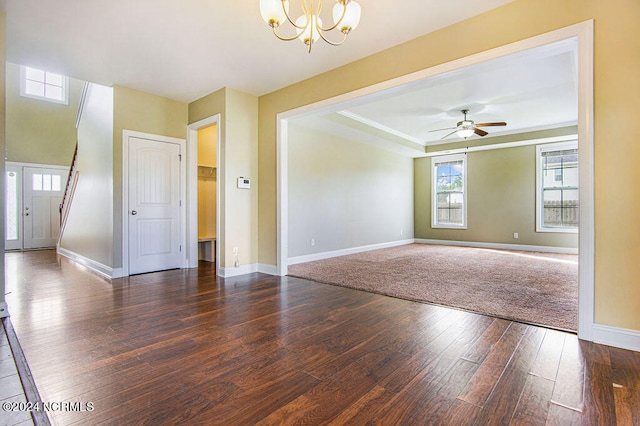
[431,224,468,230]
[536,227,579,234]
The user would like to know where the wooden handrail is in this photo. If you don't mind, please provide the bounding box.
[59,142,78,222]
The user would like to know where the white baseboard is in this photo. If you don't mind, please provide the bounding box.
[288,239,415,265]
[414,239,578,255]
[219,263,259,278]
[258,263,279,276]
[57,247,117,279]
[592,324,640,352]
[111,268,125,279]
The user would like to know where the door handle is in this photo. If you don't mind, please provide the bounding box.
[24,213,29,216]
[131,210,137,215]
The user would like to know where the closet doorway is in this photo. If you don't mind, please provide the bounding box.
[197,124,218,265]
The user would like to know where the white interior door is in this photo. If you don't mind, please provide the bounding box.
[23,167,65,249]
[128,137,182,275]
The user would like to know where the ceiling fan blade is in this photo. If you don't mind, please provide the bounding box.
[428,126,456,132]
[475,122,507,127]
[441,129,459,140]
[474,128,488,137]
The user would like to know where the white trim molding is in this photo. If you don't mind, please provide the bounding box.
[58,247,121,279]
[423,134,578,158]
[414,239,578,255]
[258,263,279,275]
[289,239,414,265]
[592,324,640,352]
[219,263,259,278]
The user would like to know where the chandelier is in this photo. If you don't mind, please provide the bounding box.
[259,0,362,53]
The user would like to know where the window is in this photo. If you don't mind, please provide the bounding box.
[6,171,19,241]
[432,154,467,228]
[32,173,61,192]
[20,65,69,104]
[536,141,579,232]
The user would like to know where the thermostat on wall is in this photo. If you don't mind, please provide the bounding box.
[237,177,251,189]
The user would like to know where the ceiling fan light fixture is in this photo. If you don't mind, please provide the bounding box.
[429,109,507,140]
[457,128,475,138]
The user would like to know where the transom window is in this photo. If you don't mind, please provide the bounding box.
[432,154,467,229]
[536,141,579,232]
[20,65,69,105]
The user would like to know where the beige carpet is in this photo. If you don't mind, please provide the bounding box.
[288,244,579,331]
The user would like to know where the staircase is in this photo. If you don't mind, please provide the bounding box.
[58,82,88,245]
[59,142,78,226]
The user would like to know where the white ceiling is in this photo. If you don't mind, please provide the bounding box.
[290,38,578,156]
[3,0,575,156]
[3,0,515,102]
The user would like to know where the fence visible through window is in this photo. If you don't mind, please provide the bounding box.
[540,146,578,229]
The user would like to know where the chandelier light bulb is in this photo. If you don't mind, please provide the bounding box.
[296,14,323,45]
[333,1,361,33]
[260,0,290,27]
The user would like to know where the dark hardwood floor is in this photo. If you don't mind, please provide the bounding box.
[3,250,638,425]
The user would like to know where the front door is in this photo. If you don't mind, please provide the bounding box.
[128,137,182,275]
[23,167,65,249]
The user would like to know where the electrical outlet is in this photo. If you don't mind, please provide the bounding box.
[234,260,240,267]
[311,238,315,246]
[233,247,239,254]
[400,229,404,236]
[513,232,519,239]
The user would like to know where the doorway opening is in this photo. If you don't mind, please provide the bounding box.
[276,22,594,339]
[196,124,218,268]
[188,114,222,277]
[5,163,68,251]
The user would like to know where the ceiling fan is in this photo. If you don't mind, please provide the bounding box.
[429,109,507,140]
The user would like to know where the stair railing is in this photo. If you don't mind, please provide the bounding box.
[59,142,78,223]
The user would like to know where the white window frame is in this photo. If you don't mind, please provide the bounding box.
[431,153,467,229]
[536,140,579,233]
[20,65,69,105]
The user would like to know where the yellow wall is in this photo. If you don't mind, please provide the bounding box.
[198,124,217,166]
[224,89,259,268]
[190,89,226,264]
[5,62,84,166]
[258,0,640,330]
[189,88,259,269]
[415,127,579,248]
[198,124,217,240]
[112,85,188,267]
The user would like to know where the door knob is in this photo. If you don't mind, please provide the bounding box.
[131,210,137,215]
